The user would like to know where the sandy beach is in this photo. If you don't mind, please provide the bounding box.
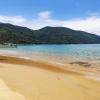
[0,56,100,100]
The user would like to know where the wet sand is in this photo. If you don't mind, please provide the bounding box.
[0,56,100,100]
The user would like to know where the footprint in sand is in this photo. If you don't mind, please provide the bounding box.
[0,80,26,100]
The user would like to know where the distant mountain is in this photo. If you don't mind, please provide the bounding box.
[0,23,100,44]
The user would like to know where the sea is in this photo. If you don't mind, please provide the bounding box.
[0,44,100,64]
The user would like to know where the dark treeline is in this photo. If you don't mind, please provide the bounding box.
[0,23,100,44]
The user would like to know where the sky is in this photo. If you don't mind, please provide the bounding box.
[0,0,100,35]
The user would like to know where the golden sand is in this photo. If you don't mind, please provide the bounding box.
[0,56,100,100]
[0,79,26,100]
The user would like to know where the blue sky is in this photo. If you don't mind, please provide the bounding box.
[0,0,100,34]
[0,0,100,19]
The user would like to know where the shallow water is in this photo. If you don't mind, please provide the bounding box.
[0,44,100,64]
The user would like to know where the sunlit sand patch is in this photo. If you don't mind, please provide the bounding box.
[85,72,100,81]
[0,80,26,100]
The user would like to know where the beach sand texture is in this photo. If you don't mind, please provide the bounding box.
[0,56,100,100]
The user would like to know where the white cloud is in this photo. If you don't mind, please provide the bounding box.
[87,12,99,16]
[0,16,26,24]
[0,11,100,35]
[62,16,100,34]
[38,11,51,19]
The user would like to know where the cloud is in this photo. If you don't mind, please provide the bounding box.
[38,11,51,19]
[62,16,100,34]
[87,12,99,16]
[0,11,100,35]
[0,16,26,24]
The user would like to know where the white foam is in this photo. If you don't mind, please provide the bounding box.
[49,61,66,66]
[19,56,31,60]
[0,50,18,54]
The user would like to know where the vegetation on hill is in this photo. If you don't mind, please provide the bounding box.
[0,23,100,44]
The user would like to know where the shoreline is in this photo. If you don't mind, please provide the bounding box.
[0,55,82,75]
[0,55,100,80]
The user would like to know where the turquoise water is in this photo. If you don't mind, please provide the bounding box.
[0,44,100,63]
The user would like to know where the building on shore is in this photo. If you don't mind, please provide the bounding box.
[0,43,17,48]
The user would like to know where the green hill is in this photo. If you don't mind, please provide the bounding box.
[0,23,100,44]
